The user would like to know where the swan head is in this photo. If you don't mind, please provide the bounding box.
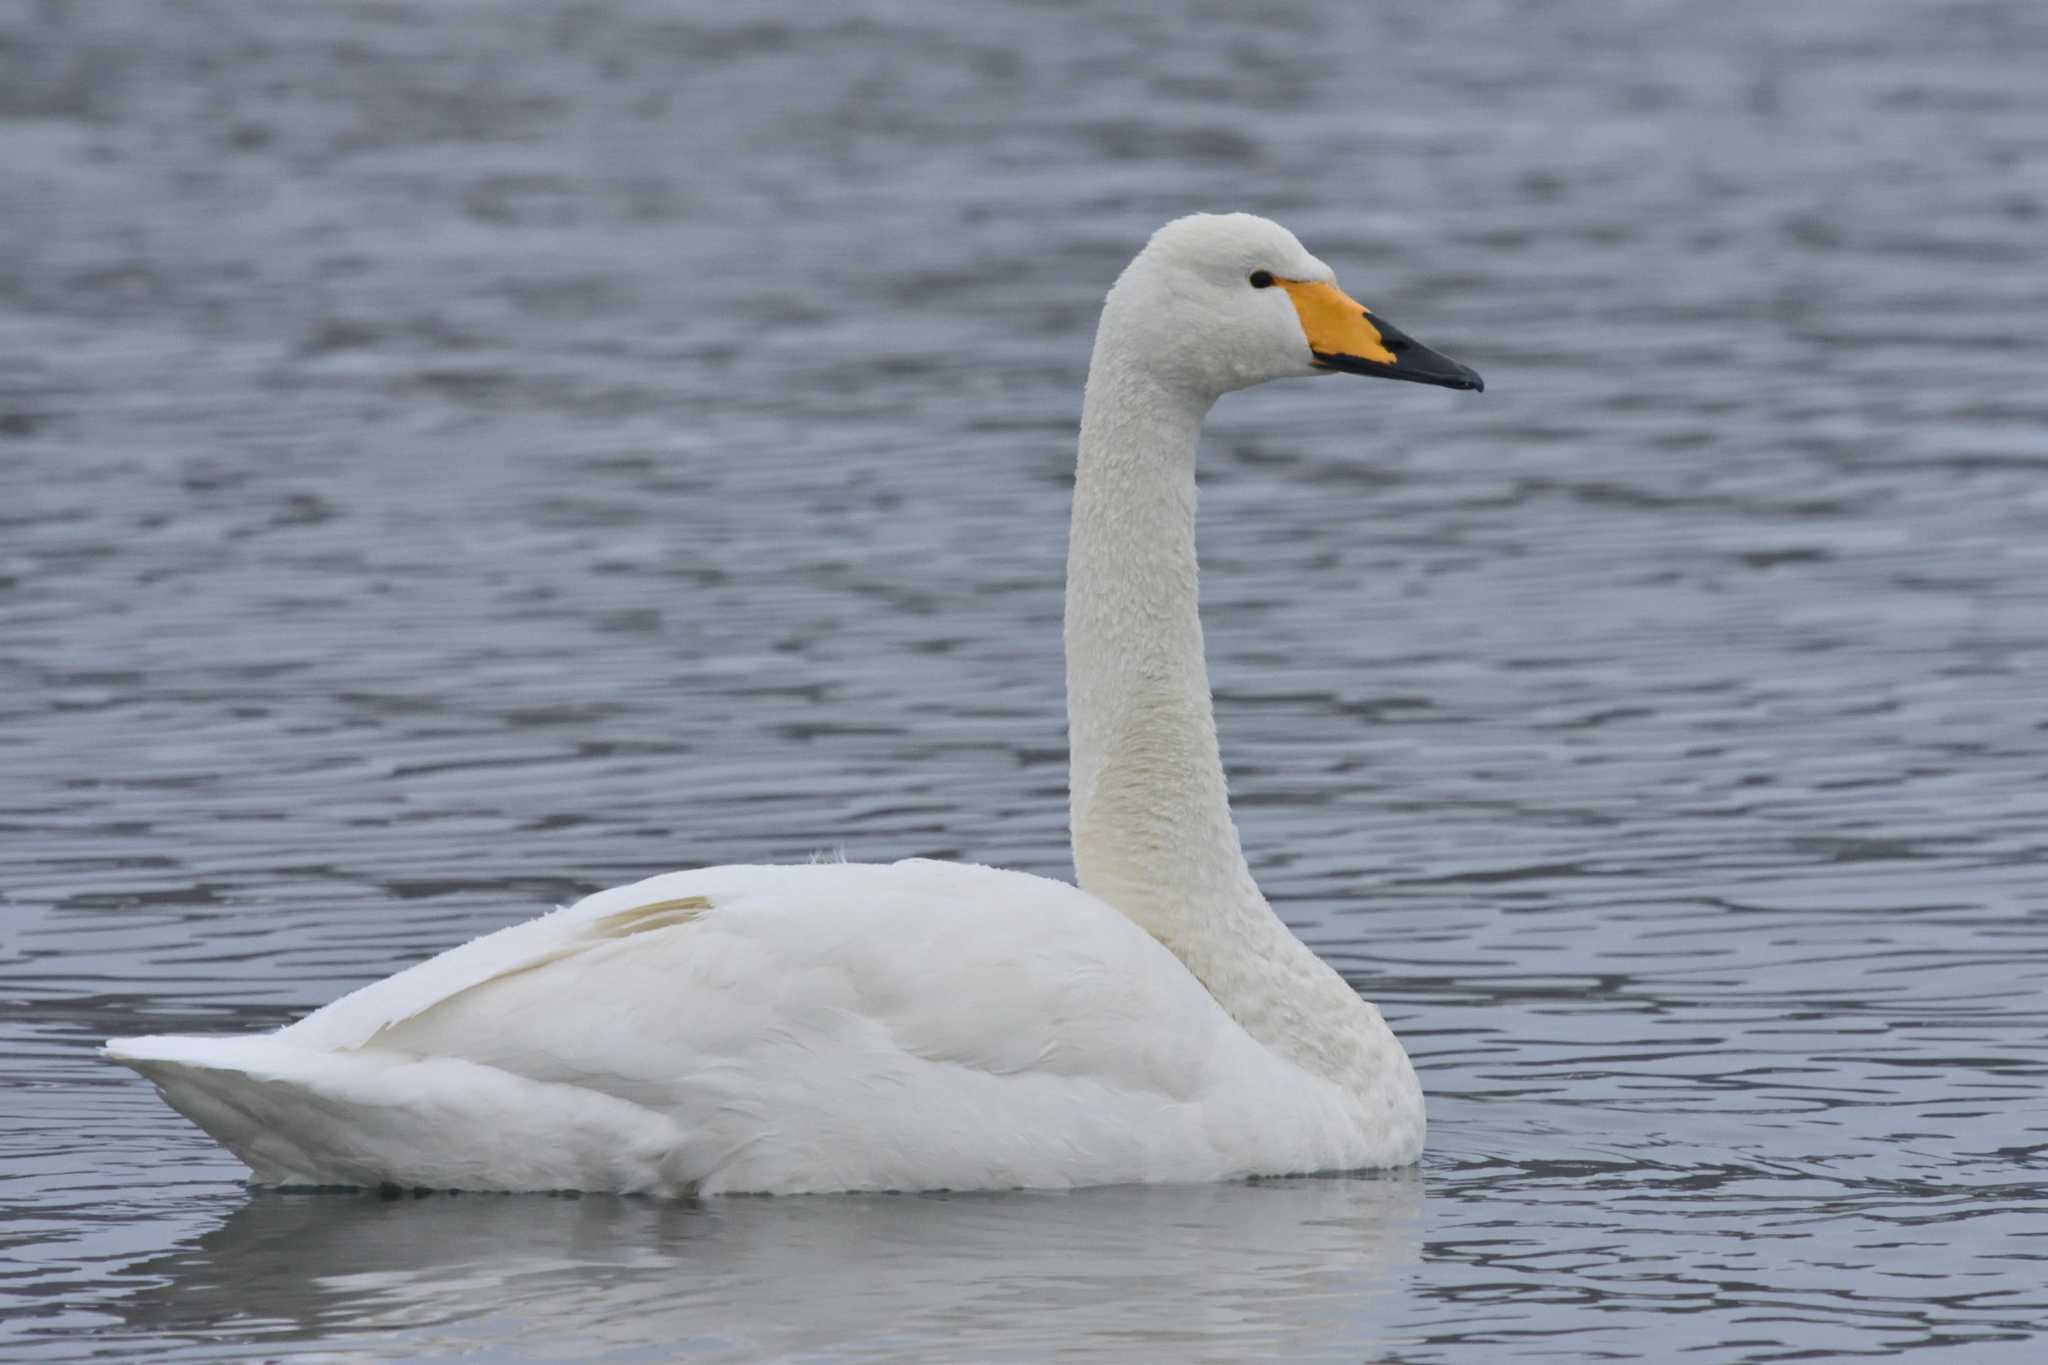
[1106,213,1483,398]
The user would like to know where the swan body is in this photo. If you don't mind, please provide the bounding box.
[108,861,1416,1194]
[105,213,1481,1195]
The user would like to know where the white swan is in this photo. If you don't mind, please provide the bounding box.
[104,213,1482,1196]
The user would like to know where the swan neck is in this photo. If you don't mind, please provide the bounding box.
[1065,360,1243,925]
[1063,324,1399,1099]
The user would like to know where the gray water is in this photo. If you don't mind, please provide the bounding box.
[4,0,2047,1359]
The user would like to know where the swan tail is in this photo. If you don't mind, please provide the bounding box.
[101,1034,696,1194]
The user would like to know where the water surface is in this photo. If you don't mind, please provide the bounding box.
[4,0,2047,1359]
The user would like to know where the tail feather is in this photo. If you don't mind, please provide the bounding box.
[102,1034,693,1194]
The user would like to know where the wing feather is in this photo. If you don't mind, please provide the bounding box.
[281,878,722,1051]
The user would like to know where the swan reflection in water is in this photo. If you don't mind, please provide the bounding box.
[115,1173,1422,1359]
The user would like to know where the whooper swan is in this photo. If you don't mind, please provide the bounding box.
[105,213,1483,1195]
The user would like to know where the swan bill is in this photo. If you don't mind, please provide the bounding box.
[1279,278,1485,392]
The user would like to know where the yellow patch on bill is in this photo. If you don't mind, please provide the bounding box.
[1278,278,1397,367]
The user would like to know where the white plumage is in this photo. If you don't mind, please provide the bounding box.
[111,862,1404,1193]
[106,213,1482,1194]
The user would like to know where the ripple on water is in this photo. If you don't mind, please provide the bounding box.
[3,0,2047,1360]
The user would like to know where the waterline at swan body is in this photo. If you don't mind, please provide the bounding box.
[103,213,1482,1195]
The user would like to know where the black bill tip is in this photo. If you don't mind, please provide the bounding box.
[1313,312,1483,393]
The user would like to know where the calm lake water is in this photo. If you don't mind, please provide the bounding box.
[5,0,2048,1359]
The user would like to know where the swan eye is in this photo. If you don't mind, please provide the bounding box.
[1248,270,1274,289]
